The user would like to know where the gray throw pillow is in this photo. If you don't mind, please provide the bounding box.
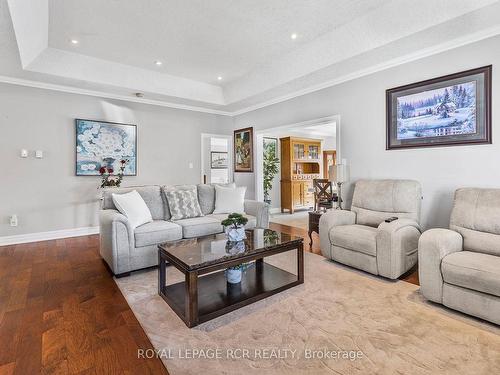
[165,186,204,220]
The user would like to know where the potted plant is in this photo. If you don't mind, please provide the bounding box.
[221,213,248,242]
[263,141,279,205]
[225,263,252,284]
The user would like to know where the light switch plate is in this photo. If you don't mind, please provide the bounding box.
[20,149,28,158]
[10,214,18,227]
[35,150,43,158]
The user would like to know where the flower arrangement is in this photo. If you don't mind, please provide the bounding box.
[99,159,128,188]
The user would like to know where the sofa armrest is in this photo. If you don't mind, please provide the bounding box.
[244,200,270,229]
[418,228,463,303]
[377,218,420,233]
[319,210,356,259]
[376,219,421,279]
[99,209,134,275]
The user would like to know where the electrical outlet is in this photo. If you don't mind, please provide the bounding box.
[10,214,18,227]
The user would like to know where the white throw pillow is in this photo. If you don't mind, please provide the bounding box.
[112,190,153,229]
[213,185,246,214]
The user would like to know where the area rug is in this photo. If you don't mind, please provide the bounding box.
[115,251,500,375]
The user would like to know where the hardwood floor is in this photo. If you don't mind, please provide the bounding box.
[0,222,418,374]
[0,235,168,374]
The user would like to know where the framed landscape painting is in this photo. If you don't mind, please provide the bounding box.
[210,152,228,169]
[386,65,491,150]
[76,119,137,176]
[234,127,253,172]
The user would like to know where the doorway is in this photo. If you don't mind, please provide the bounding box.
[254,115,341,213]
[200,134,232,184]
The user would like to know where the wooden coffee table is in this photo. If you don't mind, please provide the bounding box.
[158,229,304,327]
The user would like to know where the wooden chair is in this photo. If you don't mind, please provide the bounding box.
[313,179,338,211]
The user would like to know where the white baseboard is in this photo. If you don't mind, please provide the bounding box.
[0,226,100,246]
[269,207,281,214]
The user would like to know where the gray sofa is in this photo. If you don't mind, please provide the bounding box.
[319,179,422,279]
[419,188,500,325]
[99,184,269,277]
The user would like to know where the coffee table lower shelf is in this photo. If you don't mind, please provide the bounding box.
[159,262,301,327]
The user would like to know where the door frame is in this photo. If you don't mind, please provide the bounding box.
[323,150,337,178]
[200,133,233,184]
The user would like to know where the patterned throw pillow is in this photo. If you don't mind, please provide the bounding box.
[165,187,204,220]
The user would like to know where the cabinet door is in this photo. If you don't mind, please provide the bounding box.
[292,182,303,207]
[293,143,305,159]
[303,181,314,207]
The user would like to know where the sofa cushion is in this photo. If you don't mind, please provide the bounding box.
[164,185,204,220]
[103,185,165,220]
[331,224,378,256]
[175,217,223,238]
[197,183,236,215]
[208,214,257,229]
[112,190,153,229]
[442,251,500,298]
[213,185,246,214]
[450,188,500,256]
[134,220,182,248]
[351,179,421,227]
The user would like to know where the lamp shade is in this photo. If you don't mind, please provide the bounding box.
[332,164,348,184]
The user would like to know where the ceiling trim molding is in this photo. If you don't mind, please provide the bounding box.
[230,24,500,116]
[0,75,232,116]
[1,24,500,118]
[6,0,48,68]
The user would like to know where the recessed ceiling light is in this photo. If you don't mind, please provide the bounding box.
[155,60,162,66]
[291,33,298,40]
[217,76,222,81]
[70,39,79,44]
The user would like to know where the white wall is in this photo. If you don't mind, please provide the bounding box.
[0,83,233,237]
[322,136,336,151]
[234,34,500,229]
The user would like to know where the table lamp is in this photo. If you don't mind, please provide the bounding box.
[330,163,348,209]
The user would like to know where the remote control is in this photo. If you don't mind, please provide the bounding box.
[385,217,398,223]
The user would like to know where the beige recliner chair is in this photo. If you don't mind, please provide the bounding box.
[319,179,422,279]
[419,188,500,325]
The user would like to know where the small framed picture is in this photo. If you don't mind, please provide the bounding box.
[210,152,228,169]
[386,65,491,150]
[234,127,254,172]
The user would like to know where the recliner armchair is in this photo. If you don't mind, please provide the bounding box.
[419,188,500,325]
[319,179,422,279]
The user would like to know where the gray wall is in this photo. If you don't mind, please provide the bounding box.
[0,83,233,236]
[2,34,499,237]
[234,34,500,229]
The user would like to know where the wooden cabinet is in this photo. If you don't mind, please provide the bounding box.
[292,181,303,207]
[280,137,321,213]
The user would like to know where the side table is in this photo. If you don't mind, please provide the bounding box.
[308,211,323,247]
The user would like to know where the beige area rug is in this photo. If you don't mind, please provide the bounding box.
[270,211,309,230]
[116,251,500,375]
